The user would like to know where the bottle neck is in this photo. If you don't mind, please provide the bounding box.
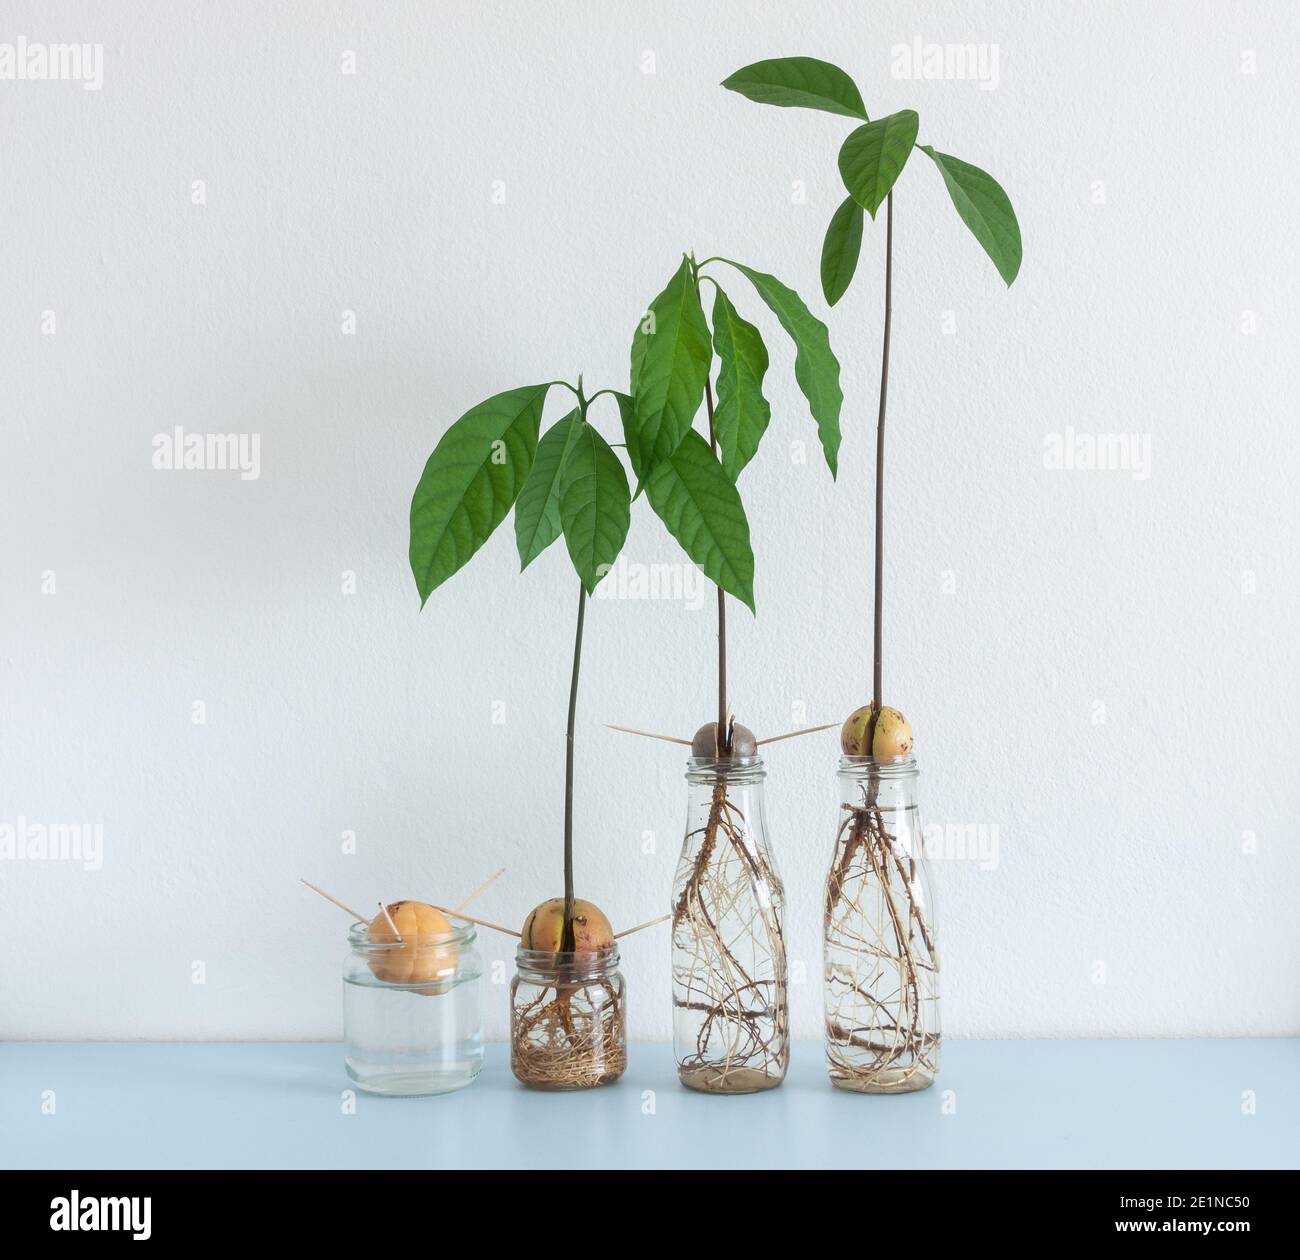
[838,753,917,780]
[684,754,766,788]
[838,755,919,809]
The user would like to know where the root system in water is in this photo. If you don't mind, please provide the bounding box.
[510,975,626,1090]
[672,781,788,1093]
[824,798,939,1092]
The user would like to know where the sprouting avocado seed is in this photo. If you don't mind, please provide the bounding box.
[840,705,914,759]
[691,721,758,758]
[520,897,614,958]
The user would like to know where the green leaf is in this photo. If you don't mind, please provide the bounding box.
[715,260,842,478]
[837,110,919,218]
[613,387,644,475]
[559,420,631,594]
[722,57,867,121]
[647,430,755,612]
[514,409,583,570]
[628,257,712,489]
[920,146,1022,285]
[410,383,550,605]
[710,284,770,480]
[820,196,864,306]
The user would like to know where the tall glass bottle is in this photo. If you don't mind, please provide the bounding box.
[823,754,939,1092]
[672,754,788,1092]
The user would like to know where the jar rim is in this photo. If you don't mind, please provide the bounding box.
[515,944,621,974]
[686,754,765,783]
[347,919,477,949]
[839,753,918,778]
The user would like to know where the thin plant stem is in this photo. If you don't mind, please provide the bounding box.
[562,580,586,952]
[693,255,730,754]
[703,377,728,752]
[871,191,894,730]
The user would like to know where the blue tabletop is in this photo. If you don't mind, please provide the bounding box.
[2,1040,1296,1170]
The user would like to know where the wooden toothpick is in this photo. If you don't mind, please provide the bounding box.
[376,901,403,942]
[303,876,517,941]
[301,878,368,923]
[455,866,506,912]
[427,902,521,938]
[613,912,671,940]
[756,722,839,747]
[605,723,692,746]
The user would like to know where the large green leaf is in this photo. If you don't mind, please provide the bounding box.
[722,57,867,121]
[820,196,864,306]
[628,257,711,489]
[559,420,631,594]
[710,284,770,480]
[920,146,1022,285]
[647,430,755,613]
[410,383,549,605]
[715,260,842,478]
[838,110,919,218]
[514,408,583,570]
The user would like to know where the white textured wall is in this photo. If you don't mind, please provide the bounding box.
[2,1,1297,1041]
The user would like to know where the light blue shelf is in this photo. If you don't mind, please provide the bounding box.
[2,1040,1295,1170]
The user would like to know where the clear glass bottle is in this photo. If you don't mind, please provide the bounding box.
[672,754,789,1093]
[342,920,483,1095]
[510,945,626,1089]
[823,755,939,1092]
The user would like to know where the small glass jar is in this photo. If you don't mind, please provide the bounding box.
[343,920,483,1096]
[510,945,626,1089]
[672,754,789,1093]
[823,755,939,1093]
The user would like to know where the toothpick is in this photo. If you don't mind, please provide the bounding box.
[427,903,521,938]
[301,878,368,924]
[756,722,839,747]
[377,900,403,943]
[605,723,692,746]
[456,866,506,912]
[613,912,672,940]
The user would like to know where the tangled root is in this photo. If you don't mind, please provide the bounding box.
[672,783,788,1093]
[824,800,939,1092]
[510,976,626,1089]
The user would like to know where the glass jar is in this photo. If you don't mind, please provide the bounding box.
[342,920,483,1096]
[510,945,626,1089]
[823,755,940,1092]
[671,755,789,1093]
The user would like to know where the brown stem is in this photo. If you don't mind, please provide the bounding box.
[703,376,728,752]
[562,581,586,953]
[871,192,894,726]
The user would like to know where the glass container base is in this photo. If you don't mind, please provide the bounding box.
[829,1064,936,1094]
[345,1059,482,1097]
[678,1064,783,1094]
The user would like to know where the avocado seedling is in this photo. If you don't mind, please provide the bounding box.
[408,372,658,1087]
[621,250,843,1090]
[724,56,1021,1088]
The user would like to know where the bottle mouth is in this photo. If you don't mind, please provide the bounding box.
[347,920,476,950]
[839,753,918,778]
[686,754,765,783]
[515,945,620,976]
